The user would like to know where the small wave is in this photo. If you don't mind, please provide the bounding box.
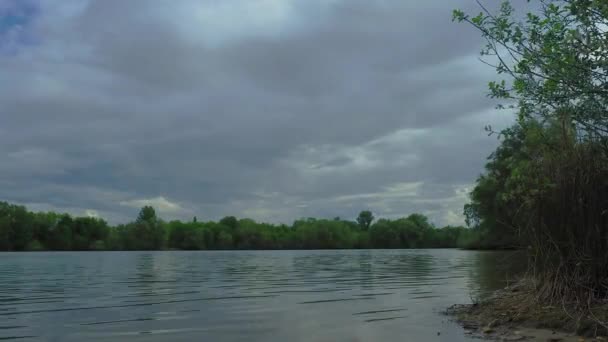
[364,316,406,323]
[299,297,374,304]
[80,318,154,326]
[352,308,407,315]
[0,336,37,341]
[354,292,393,297]
[411,295,440,299]
[0,294,278,316]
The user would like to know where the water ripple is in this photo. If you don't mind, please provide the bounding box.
[0,249,523,341]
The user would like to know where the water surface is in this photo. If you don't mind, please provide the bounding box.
[0,249,522,341]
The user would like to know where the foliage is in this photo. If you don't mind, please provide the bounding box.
[455,0,608,305]
[137,206,157,224]
[453,0,608,140]
[356,210,374,231]
[0,201,473,251]
[463,123,533,249]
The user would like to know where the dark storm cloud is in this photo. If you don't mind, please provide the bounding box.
[0,0,514,225]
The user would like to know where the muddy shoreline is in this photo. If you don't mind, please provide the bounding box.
[446,280,608,341]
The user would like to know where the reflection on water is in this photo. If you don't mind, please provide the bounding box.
[467,251,526,299]
[0,249,522,341]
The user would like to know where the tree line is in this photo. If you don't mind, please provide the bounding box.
[0,202,475,251]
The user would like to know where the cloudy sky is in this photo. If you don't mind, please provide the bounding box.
[0,0,515,225]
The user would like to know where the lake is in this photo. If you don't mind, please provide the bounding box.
[0,249,523,341]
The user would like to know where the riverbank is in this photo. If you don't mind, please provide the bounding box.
[447,279,608,341]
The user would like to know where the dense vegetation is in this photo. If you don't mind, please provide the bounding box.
[455,0,608,308]
[0,202,473,251]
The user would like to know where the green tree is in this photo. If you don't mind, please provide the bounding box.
[453,0,608,139]
[369,219,400,248]
[122,207,166,250]
[463,125,529,249]
[356,210,374,231]
[216,230,233,249]
[219,216,238,230]
[0,215,11,251]
[454,0,608,304]
[137,206,157,224]
[107,225,129,250]
[31,212,58,248]
[167,221,205,250]
[2,204,34,251]
[49,215,74,251]
[71,217,110,250]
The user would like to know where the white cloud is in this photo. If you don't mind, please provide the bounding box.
[174,0,344,47]
[119,196,183,213]
[182,0,295,46]
[413,184,473,226]
[84,209,99,218]
[333,182,422,202]
[283,128,426,176]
